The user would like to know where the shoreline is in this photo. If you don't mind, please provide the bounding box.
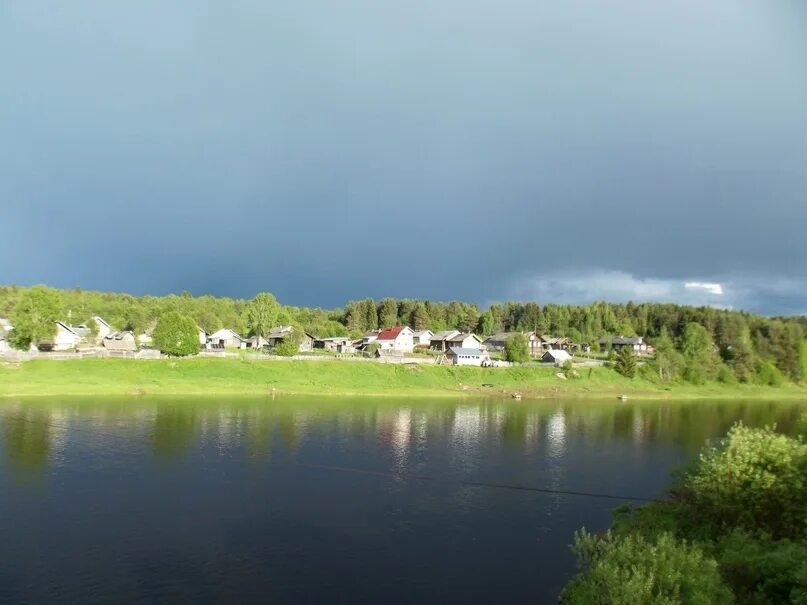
[1,358,805,400]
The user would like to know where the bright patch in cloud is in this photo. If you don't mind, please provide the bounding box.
[684,282,724,296]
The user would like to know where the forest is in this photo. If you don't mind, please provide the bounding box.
[1,285,805,384]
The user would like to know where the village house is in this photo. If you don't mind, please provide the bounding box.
[412,330,434,348]
[526,331,545,356]
[429,330,461,352]
[207,328,247,349]
[446,346,491,367]
[542,349,573,365]
[482,332,521,352]
[265,326,315,352]
[375,326,415,353]
[313,336,357,354]
[445,332,483,350]
[599,336,649,355]
[103,331,137,352]
[198,328,207,346]
[76,316,114,343]
[39,321,81,351]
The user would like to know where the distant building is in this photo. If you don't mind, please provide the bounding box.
[526,331,545,356]
[314,336,357,354]
[599,336,649,355]
[412,330,434,348]
[447,347,490,367]
[208,328,247,349]
[376,326,415,353]
[198,328,207,346]
[429,330,461,352]
[265,326,314,352]
[40,321,81,351]
[542,349,573,365]
[103,331,137,352]
[0,320,11,352]
[76,316,114,342]
[483,332,521,352]
[445,333,483,350]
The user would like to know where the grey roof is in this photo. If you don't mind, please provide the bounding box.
[446,333,480,343]
[484,331,521,343]
[599,336,643,345]
[413,330,433,337]
[448,347,488,356]
[430,330,460,341]
[73,326,91,338]
[267,325,294,339]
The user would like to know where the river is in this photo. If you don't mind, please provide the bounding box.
[0,396,804,603]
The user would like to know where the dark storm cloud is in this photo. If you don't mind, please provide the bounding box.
[1,0,806,313]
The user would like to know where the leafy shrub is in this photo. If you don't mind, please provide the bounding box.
[273,329,304,357]
[685,424,807,540]
[152,312,200,356]
[753,361,784,387]
[504,333,529,363]
[714,530,807,605]
[717,363,738,384]
[561,530,733,604]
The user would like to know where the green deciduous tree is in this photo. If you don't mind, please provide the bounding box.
[245,293,279,338]
[9,285,63,349]
[152,312,200,356]
[504,333,529,363]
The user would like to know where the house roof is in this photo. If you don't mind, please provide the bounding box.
[413,330,433,337]
[543,349,572,360]
[599,336,643,345]
[446,333,481,343]
[55,321,79,336]
[377,326,410,341]
[209,328,244,341]
[448,347,488,356]
[430,330,460,341]
[484,332,521,343]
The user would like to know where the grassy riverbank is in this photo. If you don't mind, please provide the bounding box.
[1,358,805,399]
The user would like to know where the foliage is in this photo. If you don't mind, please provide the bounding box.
[504,333,530,363]
[753,360,784,387]
[9,285,63,349]
[716,363,738,384]
[244,293,279,338]
[273,328,303,357]
[714,531,807,604]
[84,318,99,337]
[685,424,807,540]
[561,530,733,604]
[614,346,637,378]
[152,312,200,356]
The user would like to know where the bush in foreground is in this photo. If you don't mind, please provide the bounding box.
[561,530,733,604]
[152,312,200,356]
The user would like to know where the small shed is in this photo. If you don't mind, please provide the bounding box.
[542,349,572,366]
[447,347,491,367]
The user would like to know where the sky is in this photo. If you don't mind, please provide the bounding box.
[1,0,806,314]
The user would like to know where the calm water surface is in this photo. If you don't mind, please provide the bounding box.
[1,396,805,603]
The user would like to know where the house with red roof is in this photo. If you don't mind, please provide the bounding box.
[375,325,415,353]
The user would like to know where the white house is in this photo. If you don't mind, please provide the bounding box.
[412,330,434,348]
[207,328,247,349]
[0,319,11,352]
[542,349,573,365]
[445,333,483,350]
[375,326,415,353]
[447,347,490,366]
[81,316,113,340]
[198,328,207,346]
[43,321,81,351]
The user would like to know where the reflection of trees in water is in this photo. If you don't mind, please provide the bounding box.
[151,405,199,460]
[2,408,52,479]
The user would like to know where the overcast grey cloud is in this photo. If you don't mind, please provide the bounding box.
[1,0,806,313]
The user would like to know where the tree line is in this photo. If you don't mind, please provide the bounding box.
[1,285,804,382]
